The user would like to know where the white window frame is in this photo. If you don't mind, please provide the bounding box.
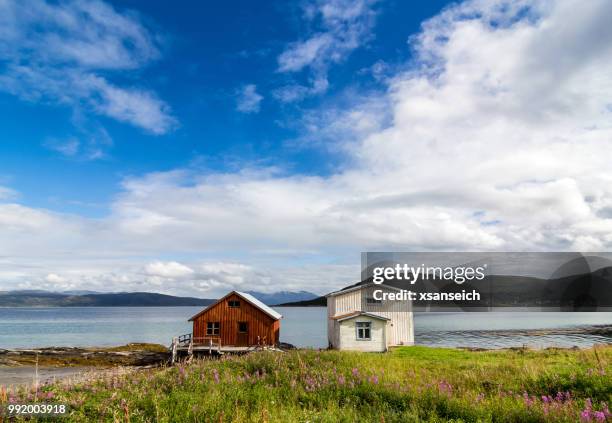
[355,321,372,341]
[207,321,220,335]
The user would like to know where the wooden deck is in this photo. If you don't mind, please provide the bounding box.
[170,333,282,363]
[176,345,278,353]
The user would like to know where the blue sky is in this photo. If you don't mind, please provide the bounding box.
[1,0,612,296]
[1,0,448,217]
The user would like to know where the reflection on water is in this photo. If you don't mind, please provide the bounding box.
[0,307,609,350]
[413,311,612,349]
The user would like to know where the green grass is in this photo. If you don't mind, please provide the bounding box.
[2,345,610,422]
[100,343,169,353]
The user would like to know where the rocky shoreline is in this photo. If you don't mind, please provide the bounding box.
[0,343,170,367]
[1,326,609,369]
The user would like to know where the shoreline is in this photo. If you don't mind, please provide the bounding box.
[2,341,610,388]
[0,343,170,368]
[0,343,169,388]
[0,366,102,388]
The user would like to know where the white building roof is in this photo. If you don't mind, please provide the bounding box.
[326,282,402,297]
[235,291,283,320]
[332,311,391,322]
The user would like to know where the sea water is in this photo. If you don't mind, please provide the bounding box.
[0,307,609,349]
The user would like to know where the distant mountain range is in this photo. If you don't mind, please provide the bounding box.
[276,264,612,309]
[0,291,215,307]
[0,290,319,307]
[4,262,608,308]
[277,296,327,306]
[246,290,318,306]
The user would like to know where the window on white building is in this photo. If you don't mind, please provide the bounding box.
[356,322,371,340]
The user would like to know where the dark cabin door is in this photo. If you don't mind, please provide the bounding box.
[237,322,248,346]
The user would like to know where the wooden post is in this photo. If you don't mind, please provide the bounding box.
[34,354,39,393]
[171,337,178,365]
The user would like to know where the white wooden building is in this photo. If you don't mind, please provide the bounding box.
[327,283,414,352]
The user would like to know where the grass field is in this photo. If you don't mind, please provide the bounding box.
[1,345,610,422]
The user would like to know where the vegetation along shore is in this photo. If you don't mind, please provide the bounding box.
[0,345,610,422]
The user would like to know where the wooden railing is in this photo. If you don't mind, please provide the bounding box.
[177,333,221,346]
[170,333,278,364]
[192,336,222,346]
[173,333,222,358]
[177,333,192,346]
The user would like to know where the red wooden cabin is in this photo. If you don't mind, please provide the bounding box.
[188,291,282,347]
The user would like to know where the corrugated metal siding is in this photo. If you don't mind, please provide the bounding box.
[192,293,278,346]
[361,285,413,346]
[334,288,362,314]
[327,297,335,347]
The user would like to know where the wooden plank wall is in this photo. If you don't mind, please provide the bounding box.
[328,286,414,347]
[192,293,279,346]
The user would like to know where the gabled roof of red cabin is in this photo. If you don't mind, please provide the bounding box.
[188,290,283,321]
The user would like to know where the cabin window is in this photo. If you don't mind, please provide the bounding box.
[366,297,382,305]
[356,322,371,340]
[228,300,241,308]
[238,322,248,333]
[207,322,220,335]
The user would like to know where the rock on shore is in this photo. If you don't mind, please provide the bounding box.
[0,344,170,367]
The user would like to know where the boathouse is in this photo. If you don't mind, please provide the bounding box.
[187,291,282,348]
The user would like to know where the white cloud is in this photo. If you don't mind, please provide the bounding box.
[278,34,334,73]
[359,60,390,82]
[44,138,80,157]
[45,273,66,284]
[291,90,390,149]
[0,186,17,200]
[42,125,114,160]
[273,77,329,103]
[2,0,612,295]
[236,84,263,113]
[144,261,194,278]
[85,76,176,135]
[0,0,176,134]
[276,0,378,100]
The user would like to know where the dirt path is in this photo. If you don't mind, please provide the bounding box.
[0,366,98,388]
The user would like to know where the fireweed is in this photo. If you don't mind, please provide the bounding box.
[1,346,610,422]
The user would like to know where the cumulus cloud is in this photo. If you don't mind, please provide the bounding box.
[236,84,263,113]
[145,261,194,278]
[276,0,378,101]
[0,186,17,200]
[3,0,612,295]
[0,0,176,134]
[45,273,66,284]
